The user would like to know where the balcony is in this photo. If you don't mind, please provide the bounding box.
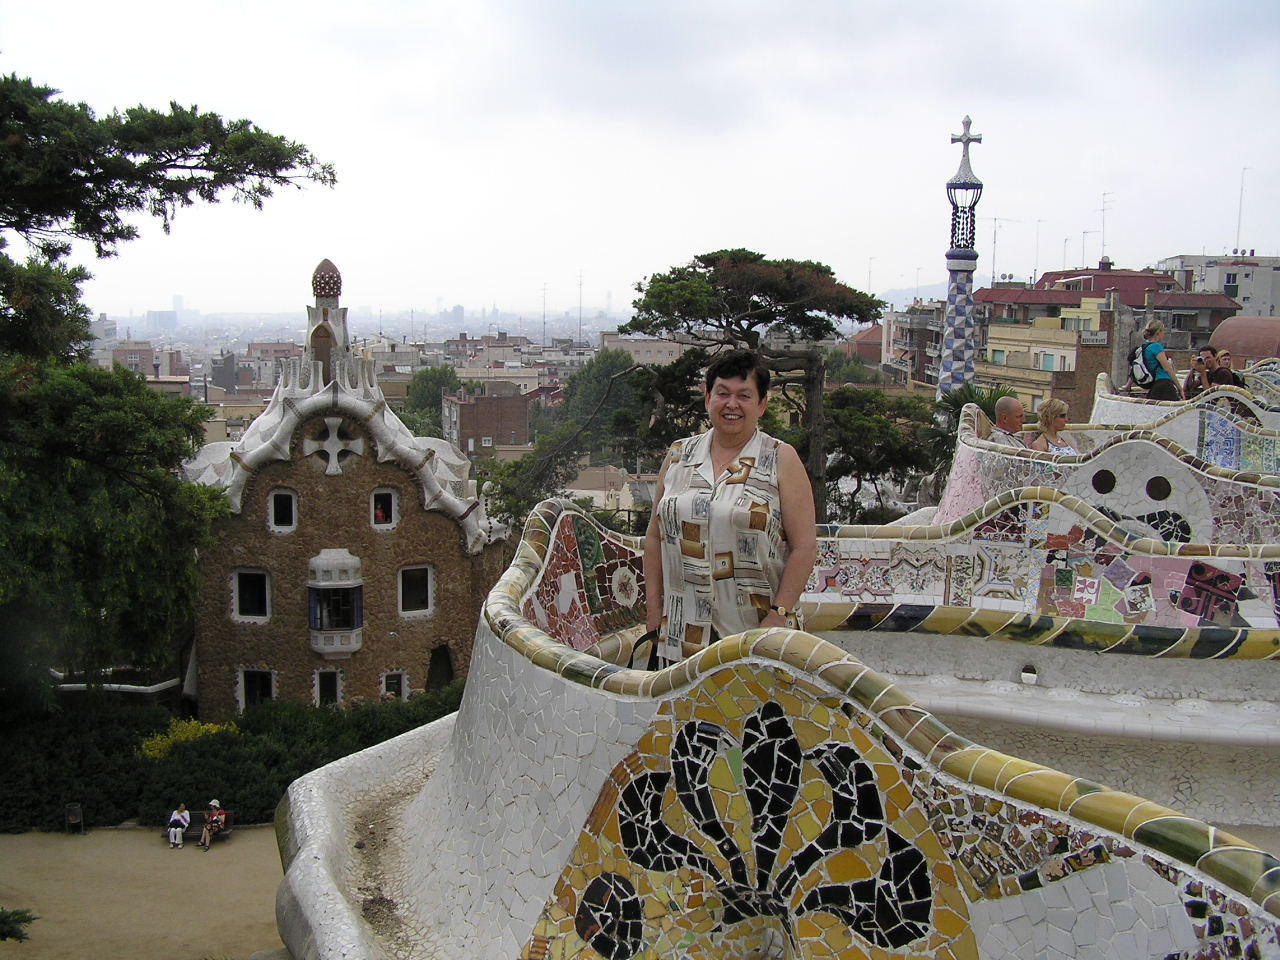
[311,628,363,660]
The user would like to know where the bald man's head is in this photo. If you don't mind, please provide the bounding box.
[994,396,1026,433]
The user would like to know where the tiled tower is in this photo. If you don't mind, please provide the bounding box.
[937,116,984,398]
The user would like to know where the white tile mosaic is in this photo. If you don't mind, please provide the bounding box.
[274,498,1280,960]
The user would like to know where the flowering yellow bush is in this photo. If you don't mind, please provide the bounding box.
[140,717,237,761]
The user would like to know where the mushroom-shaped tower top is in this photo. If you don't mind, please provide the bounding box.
[313,259,342,299]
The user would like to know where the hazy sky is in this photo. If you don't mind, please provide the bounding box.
[4,0,1278,321]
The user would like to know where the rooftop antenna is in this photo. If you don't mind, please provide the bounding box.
[1236,166,1249,250]
[541,283,547,347]
[577,270,583,348]
[1099,191,1113,257]
[980,216,1021,286]
[1034,218,1046,282]
[1081,229,1098,266]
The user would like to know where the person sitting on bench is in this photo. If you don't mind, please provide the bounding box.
[199,800,226,851]
[167,803,190,848]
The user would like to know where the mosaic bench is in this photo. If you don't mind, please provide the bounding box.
[1063,396,1280,473]
[1091,371,1280,434]
[933,403,1280,544]
[275,500,1280,960]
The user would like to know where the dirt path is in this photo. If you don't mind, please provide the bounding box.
[0,824,284,960]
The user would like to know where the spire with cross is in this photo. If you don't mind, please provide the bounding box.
[949,116,982,184]
[938,116,984,398]
[946,115,984,253]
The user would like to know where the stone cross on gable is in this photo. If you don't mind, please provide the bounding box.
[951,115,982,166]
[302,416,365,476]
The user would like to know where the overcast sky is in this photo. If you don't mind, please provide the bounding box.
[4,0,1278,322]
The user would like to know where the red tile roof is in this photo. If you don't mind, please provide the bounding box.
[974,288,1082,305]
[1152,292,1240,309]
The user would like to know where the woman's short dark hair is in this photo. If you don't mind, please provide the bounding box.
[704,349,770,396]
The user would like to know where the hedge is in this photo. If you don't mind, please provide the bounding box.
[0,682,464,831]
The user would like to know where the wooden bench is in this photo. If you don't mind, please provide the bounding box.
[161,809,234,845]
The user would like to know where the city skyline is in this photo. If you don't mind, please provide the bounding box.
[3,0,1277,319]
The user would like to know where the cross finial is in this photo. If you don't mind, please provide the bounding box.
[951,115,982,159]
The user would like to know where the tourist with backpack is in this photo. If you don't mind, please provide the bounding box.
[1132,320,1182,401]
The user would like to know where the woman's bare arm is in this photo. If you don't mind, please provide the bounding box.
[642,452,673,633]
[760,442,817,629]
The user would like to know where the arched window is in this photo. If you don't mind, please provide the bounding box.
[427,646,454,689]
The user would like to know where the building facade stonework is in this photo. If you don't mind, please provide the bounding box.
[185,260,508,721]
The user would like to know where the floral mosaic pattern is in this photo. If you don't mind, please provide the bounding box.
[521,513,646,651]
[521,664,977,959]
[808,497,1280,653]
[516,651,1280,959]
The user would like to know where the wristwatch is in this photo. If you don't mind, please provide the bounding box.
[770,604,789,617]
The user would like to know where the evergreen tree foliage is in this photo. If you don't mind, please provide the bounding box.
[557,348,642,456]
[0,72,335,261]
[626,249,883,520]
[402,365,463,437]
[0,71,333,713]
[0,360,227,716]
[0,907,38,942]
[820,386,936,523]
[610,346,711,470]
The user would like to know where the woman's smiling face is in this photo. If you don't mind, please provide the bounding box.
[705,374,767,440]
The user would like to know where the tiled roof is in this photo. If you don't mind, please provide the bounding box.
[974,288,1082,305]
[1153,293,1241,309]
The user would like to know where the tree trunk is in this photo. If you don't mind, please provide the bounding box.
[760,347,828,522]
[803,352,827,522]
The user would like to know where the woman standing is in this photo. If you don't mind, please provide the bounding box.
[643,351,816,666]
[1140,320,1183,401]
[1029,399,1078,454]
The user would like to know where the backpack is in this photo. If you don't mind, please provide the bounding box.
[1128,342,1155,387]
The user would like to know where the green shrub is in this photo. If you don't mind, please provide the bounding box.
[0,696,168,831]
[0,907,38,942]
[139,717,237,760]
[0,681,467,831]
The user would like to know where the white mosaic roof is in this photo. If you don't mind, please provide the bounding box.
[182,261,506,552]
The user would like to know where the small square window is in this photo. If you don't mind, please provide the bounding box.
[384,672,405,699]
[372,489,398,527]
[241,669,274,709]
[481,436,493,447]
[235,571,270,620]
[317,670,341,706]
[399,566,433,615]
[270,489,297,532]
